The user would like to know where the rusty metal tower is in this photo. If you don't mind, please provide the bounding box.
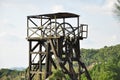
[26,12,91,80]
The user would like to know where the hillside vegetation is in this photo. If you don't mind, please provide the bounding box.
[0,44,120,80]
[0,69,25,80]
[81,44,120,80]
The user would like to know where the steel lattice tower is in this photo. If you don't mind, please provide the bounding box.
[26,12,92,80]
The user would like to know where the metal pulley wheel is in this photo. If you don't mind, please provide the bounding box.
[43,22,64,37]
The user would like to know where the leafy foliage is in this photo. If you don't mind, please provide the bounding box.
[114,0,120,20]
[81,44,120,80]
[0,69,25,80]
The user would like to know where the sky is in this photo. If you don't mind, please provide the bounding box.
[0,0,120,68]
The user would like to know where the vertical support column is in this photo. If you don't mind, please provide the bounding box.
[27,17,29,38]
[54,15,57,37]
[77,39,81,80]
[45,40,51,79]
[57,37,63,59]
[39,43,42,80]
[40,16,42,37]
[63,18,65,36]
[78,40,81,80]
[29,41,32,80]
[77,17,80,37]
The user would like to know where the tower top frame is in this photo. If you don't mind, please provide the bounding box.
[27,12,88,41]
[27,12,79,19]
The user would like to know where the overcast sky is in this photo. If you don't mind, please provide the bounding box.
[0,0,120,68]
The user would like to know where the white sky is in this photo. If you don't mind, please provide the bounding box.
[0,0,120,68]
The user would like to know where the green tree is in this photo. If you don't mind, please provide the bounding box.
[49,69,65,80]
[114,0,120,20]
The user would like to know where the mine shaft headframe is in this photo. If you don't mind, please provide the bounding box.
[27,12,88,40]
[26,12,91,80]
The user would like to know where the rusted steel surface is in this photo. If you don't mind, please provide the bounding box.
[26,12,91,80]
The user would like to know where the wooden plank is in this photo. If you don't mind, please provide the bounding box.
[30,52,46,54]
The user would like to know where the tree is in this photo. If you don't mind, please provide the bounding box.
[114,0,120,20]
[49,69,65,80]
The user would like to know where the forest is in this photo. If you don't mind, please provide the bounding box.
[0,44,120,80]
[81,44,120,80]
